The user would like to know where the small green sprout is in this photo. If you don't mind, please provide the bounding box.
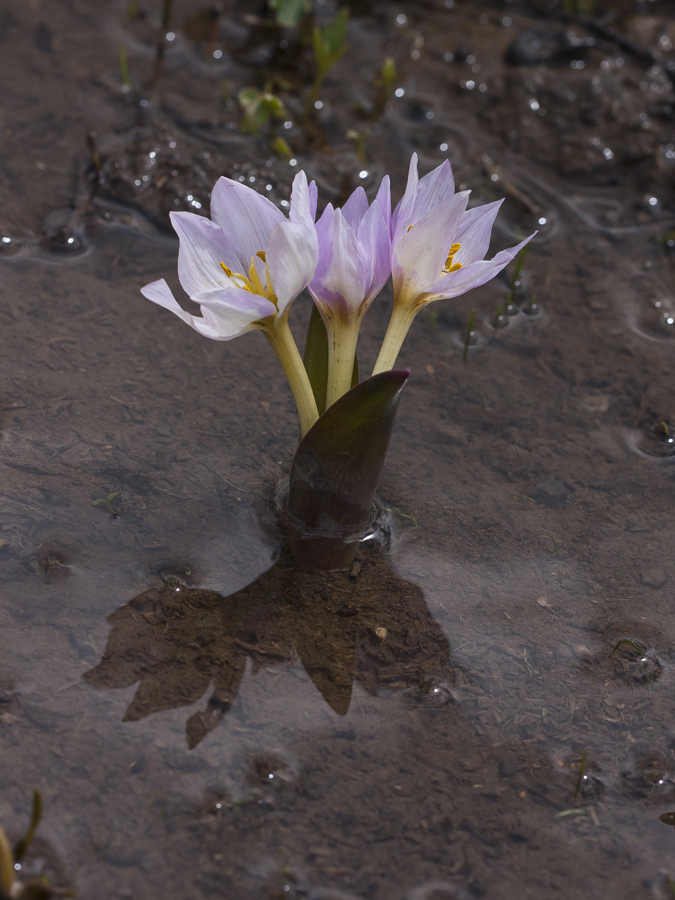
[610,638,645,664]
[574,751,587,801]
[563,0,594,13]
[271,136,294,160]
[668,874,675,897]
[127,1,139,20]
[506,242,530,305]
[611,638,653,687]
[308,9,349,112]
[119,43,131,90]
[238,87,286,135]
[376,56,397,93]
[1,791,72,898]
[147,0,175,88]
[547,534,564,557]
[346,129,367,163]
[268,0,310,28]
[91,492,119,515]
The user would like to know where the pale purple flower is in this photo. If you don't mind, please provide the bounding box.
[309,177,391,324]
[307,178,392,406]
[373,153,535,373]
[141,171,319,340]
[391,152,534,308]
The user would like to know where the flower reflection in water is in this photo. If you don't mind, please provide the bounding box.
[83,546,452,748]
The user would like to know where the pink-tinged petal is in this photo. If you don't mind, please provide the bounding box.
[357,198,391,304]
[341,186,369,229]
[410,159,455,225]
[427,232,536,299]
[310,208,367,317]
[289,170,315,230]
[197,288,276,338]
[308,180,318,221]
[267,220,318,314]
[210,176,285,270]
[375,174,391,235]
[140,278,223,340]
[392,191,470,302]
[315,203,334,246]
[452,200,503,267]
[392,152,419,238]
[170,212,233,298]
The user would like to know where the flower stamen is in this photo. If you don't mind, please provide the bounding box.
[220,259,260,295]
[442,242,462,274]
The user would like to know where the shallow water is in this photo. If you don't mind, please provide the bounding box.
[1,0,675,897]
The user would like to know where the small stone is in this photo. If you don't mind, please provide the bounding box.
[375,627,387,641]
[436,423,468,446]
[640,565,668,589]
[537,596,552,607]
[532,479,572,509]
[579,395,609,413]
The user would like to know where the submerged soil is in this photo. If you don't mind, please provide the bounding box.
[1,0,675,897]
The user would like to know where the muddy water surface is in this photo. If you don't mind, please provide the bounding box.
[1,0,675,898]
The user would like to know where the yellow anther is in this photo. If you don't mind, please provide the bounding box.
[442,242,462,274]
[220,262,233,276]
[256,250,267,262]
[407,224,414,232]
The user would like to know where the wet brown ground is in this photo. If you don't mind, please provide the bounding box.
[1,0,675,897]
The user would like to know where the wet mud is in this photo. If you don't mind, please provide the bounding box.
[1,0,675,897]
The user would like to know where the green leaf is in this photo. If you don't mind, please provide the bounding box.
[13,790,42,864]
[269,0,308,27]
[263,93,286,118]
[313,8,348,73]
[271,136,293,160]
[287,369,409,569]
[303,304,329,414]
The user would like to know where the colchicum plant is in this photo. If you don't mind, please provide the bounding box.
[141,153,534,568]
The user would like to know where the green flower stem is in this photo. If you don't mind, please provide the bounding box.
[326,319,361,408]
[372,303,419,374]
[264,316,319,438]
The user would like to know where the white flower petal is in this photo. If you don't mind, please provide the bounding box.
[267,220,318,314]
[140,278,223,339]
[209,176,285,271]
[452,200,503,267]
[411,159,455,225]
[392,152,419,238]
[289,170,315,230]
[428,232,536,299]
[169,212,233,298]
[375,174,391,235]
[392,191,470,302]
[308,180,318,221]
[341,186,369,229]
[197,287,276,338]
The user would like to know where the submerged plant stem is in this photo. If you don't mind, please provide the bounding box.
[326,319,361,408]
[264,317,319,438]
[372,304,418,374]
[0,826,14,895]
